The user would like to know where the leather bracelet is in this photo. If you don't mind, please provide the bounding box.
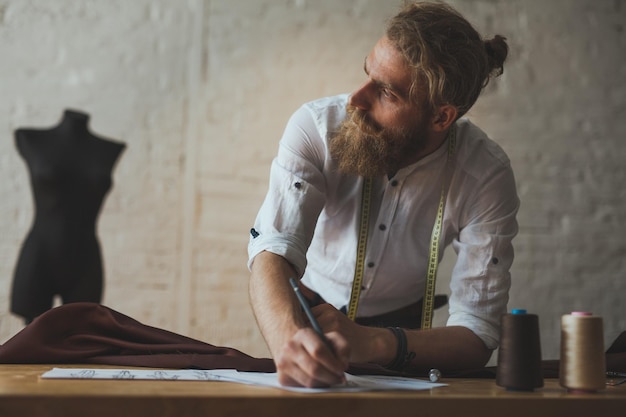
[385,327,415,371]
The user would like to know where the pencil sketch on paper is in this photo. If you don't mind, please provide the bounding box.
[113,370,135,380]
[41,367,447,393]
[69,369,96,379]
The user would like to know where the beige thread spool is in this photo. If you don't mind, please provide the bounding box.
[559,312,606,393]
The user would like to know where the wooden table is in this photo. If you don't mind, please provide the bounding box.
[0,365,624,417]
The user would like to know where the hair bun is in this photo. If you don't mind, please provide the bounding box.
[484,35,508,77]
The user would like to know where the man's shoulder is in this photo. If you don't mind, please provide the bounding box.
[301,94,348,119]
[455,118,511,167]
[294,94,349,135]
[453,118,514,185]
[302,93,349,112]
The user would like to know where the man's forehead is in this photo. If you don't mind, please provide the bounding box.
[365,37,413,98]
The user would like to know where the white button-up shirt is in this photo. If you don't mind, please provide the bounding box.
[248,94,519,349]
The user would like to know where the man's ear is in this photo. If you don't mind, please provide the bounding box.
[431,105,458,132]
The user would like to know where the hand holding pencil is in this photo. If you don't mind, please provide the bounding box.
[283,277,348,387]
[289,278,337,354]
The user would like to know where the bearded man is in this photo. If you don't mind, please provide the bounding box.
[247,1,519,388]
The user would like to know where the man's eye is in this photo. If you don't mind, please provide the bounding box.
[380,88,398,102]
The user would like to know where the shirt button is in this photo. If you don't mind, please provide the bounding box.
[367,262,375,268]
[379,224,387,231]
[390,180,398,187]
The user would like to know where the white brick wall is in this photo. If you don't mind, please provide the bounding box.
[1,0,624,365]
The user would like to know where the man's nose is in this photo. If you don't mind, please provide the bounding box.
[348,81,373,111]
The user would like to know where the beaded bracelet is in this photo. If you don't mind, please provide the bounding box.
[385,327,416,371]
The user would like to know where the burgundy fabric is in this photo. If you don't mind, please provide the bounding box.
[0,302,275,372]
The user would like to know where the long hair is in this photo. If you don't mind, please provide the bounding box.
[386,1,508,117]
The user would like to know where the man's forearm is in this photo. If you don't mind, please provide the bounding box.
[249,251,303,356]
[402,326,492,372]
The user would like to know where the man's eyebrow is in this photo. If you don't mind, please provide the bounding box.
[363,56,409,99]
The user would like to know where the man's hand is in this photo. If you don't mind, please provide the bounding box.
[273,327,350,387]
[312,304,397,365]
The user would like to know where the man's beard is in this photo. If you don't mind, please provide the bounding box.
[329,105,429,178]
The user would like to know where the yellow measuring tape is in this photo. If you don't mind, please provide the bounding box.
[346,175,373,321]
[346,125,457,329]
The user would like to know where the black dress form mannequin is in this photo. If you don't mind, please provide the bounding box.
[11,109,126,324]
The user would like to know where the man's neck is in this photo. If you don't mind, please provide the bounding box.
[400,128,449,168]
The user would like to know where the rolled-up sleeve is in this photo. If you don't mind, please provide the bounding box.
[447,162,520,350]
[247,106,328,276]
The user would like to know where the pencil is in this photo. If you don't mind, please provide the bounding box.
[288,277,335,354]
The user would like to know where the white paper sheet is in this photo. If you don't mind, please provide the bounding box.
[41,368,447,393]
